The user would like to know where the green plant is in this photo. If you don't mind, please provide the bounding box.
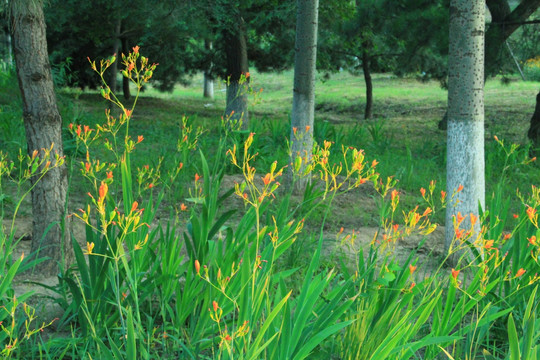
[523,56,540,82]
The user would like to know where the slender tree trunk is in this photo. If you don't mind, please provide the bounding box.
[203,39,214,99]
[527,91,540,150]
[121,37,131,100]
[289,0,319,193]
[445,0,486,260]
[224,21,249,129]
[109,19,121,93]
[11,0,71,276]
[361,45,373,120]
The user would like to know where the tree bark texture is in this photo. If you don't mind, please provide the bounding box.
[289,0,319,193]
[11,0,71,276]
[224,21,249,128]
[203,39,214,99]
[527,91,540,150]
[361,45,373,120]
[439,0,540,130]
[445,0,486,257]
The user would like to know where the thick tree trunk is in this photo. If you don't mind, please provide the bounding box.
[289,0,319,193]
[203,40,214,99]
[224,22,249,129]
[527,91,540,150]
[445,0,486,260]
[362,47,373,120]
[109,19,121,93]
[11,0,71,276]
[439,0,540,130]
[121,37,131,100]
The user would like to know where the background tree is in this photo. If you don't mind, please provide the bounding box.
[445,0,485,256]
[10,0,71,275]
[336,0,394,120]
[289,0,319,193]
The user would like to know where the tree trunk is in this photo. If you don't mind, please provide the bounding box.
[485,0,540,75]
[11,0,71,276]
[289,0,319,193]
[439,0,540,130]
[445,0,485,260]
[109,19,122,93]
[527,91,540,150]
[362,45,373,120]
[203,39,214,99]
[121,37,131,100]
[224,21,249,129]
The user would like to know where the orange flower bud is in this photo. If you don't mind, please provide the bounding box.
[194,260,200,274]
[99,182,108,200]
[213,300,219,312]
[451,268,460,281]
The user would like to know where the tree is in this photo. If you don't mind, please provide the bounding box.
[289,0,319,192]
[221,7,250,127]
[336,0,392,120]
[10,0,71,275]
[438,0,540,129]
[444,0,485,256]
[203,39,214,99]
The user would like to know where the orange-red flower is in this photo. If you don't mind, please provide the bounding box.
[457,184,464,192]
[470,213,477,226]
[516,268,526,277]
[99,182,108,200]
[528,236,537,246]
[451,268,460,281]
[409,264,417,275]
[420,188,426,197]
[180,203,188,211]
[213,300,219,312]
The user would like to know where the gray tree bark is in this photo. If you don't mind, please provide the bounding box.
[289,0,319,193]
[11,0,71,276]
[445,0,486,259]
[224,20,249,129]
[203,39,214,99]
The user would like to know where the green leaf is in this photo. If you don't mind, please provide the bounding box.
[508,313,520,360]
[292,320,354,360]
[126,307,136,360]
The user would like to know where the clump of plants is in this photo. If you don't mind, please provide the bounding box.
[1,49,540,359]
